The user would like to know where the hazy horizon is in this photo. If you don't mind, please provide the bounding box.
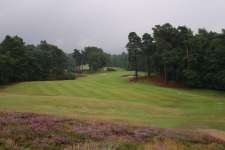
[0,0,224,54]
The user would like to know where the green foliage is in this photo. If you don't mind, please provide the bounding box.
[72,49,83,73]
[84,47,109,72]
[127,23,225,90]
[106,67,116,72]
[110,52,128,69]
[0,36,74,84]
[0,35,26,83]
[72,47,110,73]
[126,32,142,79]
[142,33,155,77]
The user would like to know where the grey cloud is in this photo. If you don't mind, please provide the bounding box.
[0,0,224,54]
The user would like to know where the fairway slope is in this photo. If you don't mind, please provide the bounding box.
[0,70,225,130]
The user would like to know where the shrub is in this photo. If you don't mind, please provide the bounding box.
[48,72,76,80]
[106,67,116,72]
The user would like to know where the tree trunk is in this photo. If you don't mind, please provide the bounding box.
[164,64,167,83]
[147,56,151,78]
[175,68,177,81]
[134,50,138,80]
[135,68,138,80]
[75,60,77,73]
[160,67,163,80]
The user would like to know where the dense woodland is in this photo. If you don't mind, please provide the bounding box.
[0,36,75,84]
[0,36,111,84]
[127,23,225,90]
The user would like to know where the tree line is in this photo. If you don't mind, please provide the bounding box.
[0,35,111,85]
[110,52,129,69]
[72,47,111,72]
[72,48,129,72]
[0,35,75,84]
[127,23,225,90]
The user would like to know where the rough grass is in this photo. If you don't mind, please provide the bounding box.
[0,70,225,131]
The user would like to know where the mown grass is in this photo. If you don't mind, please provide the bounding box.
[0,70,225,130]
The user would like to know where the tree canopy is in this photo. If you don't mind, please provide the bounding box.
[127,23,225,90]
[0,36,74,84]
[84,47,110,72]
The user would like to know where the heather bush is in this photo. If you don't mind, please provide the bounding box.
[0,112,224,150]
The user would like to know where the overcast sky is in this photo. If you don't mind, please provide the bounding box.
[0,0,224,54]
